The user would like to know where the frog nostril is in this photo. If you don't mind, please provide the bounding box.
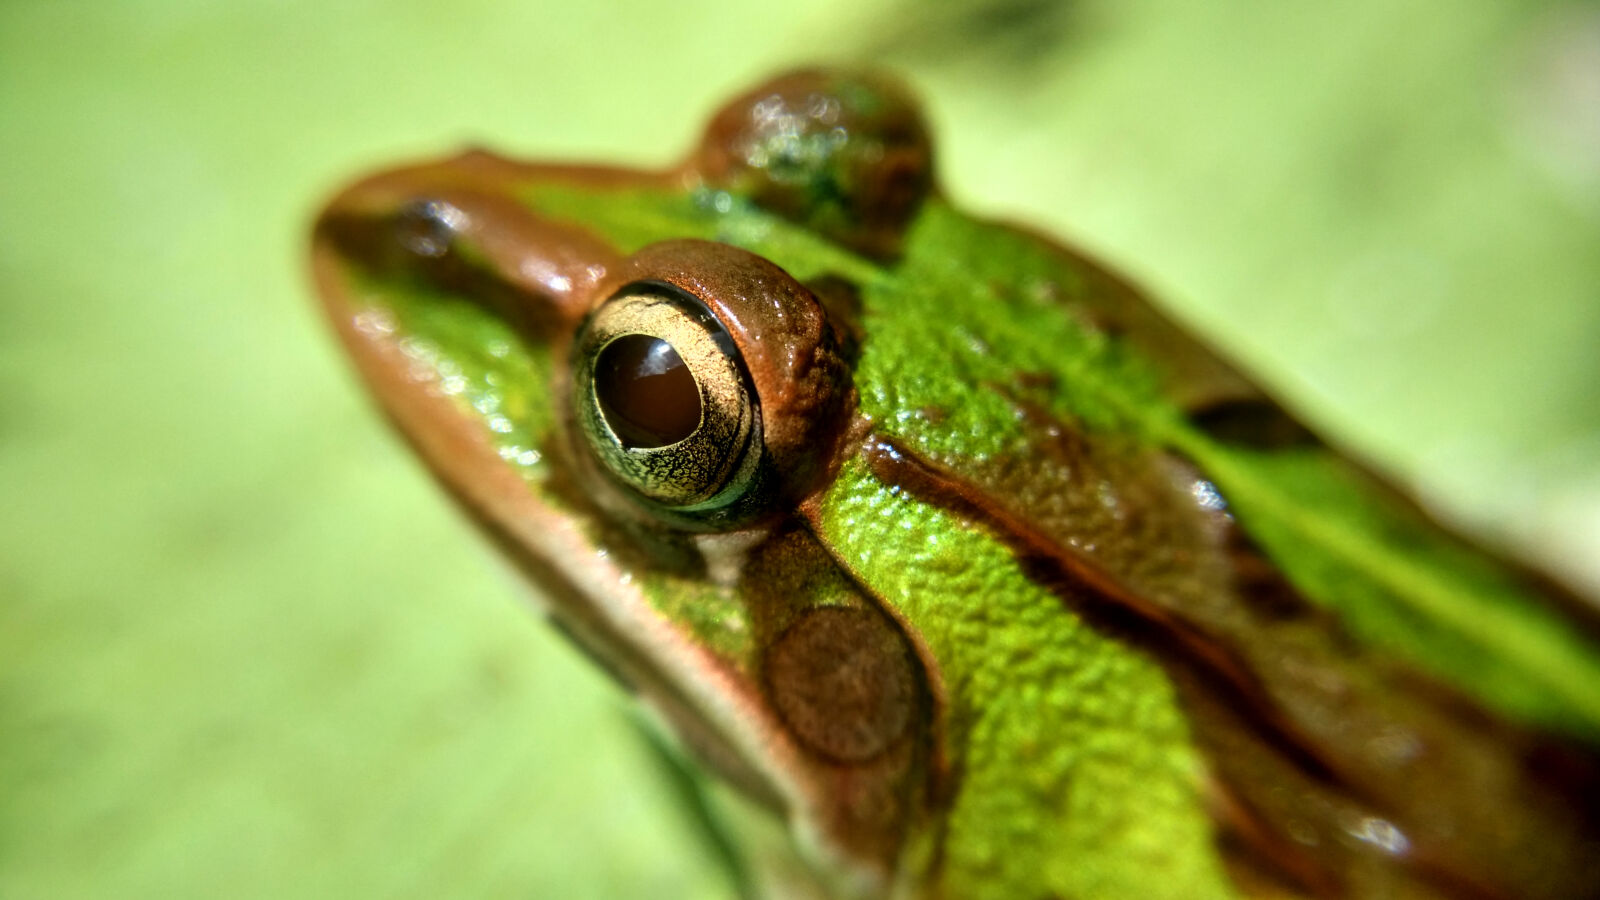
[594,334,702,449]
[394,199,465,258]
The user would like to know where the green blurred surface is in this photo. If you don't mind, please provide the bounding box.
[2,1,1596,897]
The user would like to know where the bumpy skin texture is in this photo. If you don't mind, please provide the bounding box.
[313,71,1600,900]
[817,458,1234,899]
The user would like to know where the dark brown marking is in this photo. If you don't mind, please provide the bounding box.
[764,606,917,764]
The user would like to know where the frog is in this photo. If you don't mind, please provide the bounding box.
[310,69,1600,899]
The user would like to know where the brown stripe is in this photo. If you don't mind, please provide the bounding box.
[861,434,1351,787]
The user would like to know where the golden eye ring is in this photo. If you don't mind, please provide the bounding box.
[571,282,761,512]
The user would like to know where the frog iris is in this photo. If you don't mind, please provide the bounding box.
[571,282,762,513]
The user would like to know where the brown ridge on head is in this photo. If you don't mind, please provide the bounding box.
[311,155,621,340]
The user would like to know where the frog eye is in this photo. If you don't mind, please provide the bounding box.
[695,69,933,259]
[571,281,762,512]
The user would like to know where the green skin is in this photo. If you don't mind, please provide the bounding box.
[312,71,1600,899]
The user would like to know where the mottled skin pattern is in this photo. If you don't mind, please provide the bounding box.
[312,70,1600,898]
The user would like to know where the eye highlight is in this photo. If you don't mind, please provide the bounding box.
[571,282,761,513]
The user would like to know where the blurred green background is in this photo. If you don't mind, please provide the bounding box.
[3,1,1597,897]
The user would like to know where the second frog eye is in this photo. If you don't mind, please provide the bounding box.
[571,282,762,514]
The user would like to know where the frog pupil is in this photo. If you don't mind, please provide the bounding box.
[595,334,701,449]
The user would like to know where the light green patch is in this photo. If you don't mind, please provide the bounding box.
[522,184,879,282]
[1186,445,1600,737]
[634,571,755,664]
[347,269,555,481]
[857,205,1173,460]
